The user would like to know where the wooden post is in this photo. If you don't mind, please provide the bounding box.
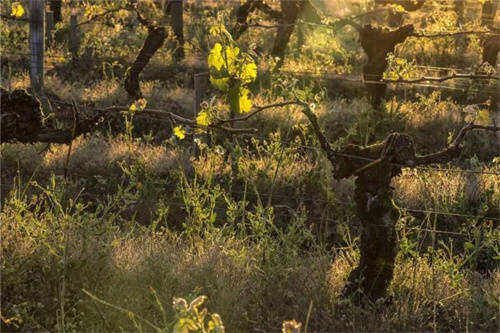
[69,14,80,60]
[45,11,54,46]
[193,72,207,116]
[29,0,44,95]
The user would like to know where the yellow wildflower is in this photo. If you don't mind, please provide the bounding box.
[173,126,186,139]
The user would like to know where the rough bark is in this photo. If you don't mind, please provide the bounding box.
[481,0,497,29]
[334,134,415,301]
[0,89,105,144]
[125,24,167,99]
[49,0,62,24]
[482,34,499,70]
[480,0,498,132]
[358,24,414,108]
[167,0,184,60]
[375,0,426,12]
[301,108,498,302]
[1,88,43,143]
[231,0,321,63]
[231,0,262,40]
[454,0,465,24]
[271,1,304,60]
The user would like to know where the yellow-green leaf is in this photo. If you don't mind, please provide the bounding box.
[11,2,25,18]
[173,126,186,139]
[238,87,252,113]
[173,321,189,333]
[196,111,211,126]
[239,61,257,83]
[208,43,224,71]
[209,76,229,91]
[388,4,406,12]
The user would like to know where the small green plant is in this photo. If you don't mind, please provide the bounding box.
[207,24,257,116]
[123,98,147,145]
[383,53,420,81]
[172,296,225,333]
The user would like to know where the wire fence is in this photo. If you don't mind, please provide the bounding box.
[3,52,498,97]
[37,92,499,229]
[55,168,500,233]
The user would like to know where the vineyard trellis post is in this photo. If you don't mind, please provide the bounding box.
[69,14,80,61]
[29,0,44,96]
[193,72,208,116]
[45,10,54,46]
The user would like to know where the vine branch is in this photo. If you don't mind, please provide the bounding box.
[0,14,29,22]
[383,73,499,84]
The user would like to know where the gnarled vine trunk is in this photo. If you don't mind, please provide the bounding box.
[479,0,498,134]
[300,108,497,303]
[271,0,322,61]
[0,89,106,144]
[231,0,322,63]
[49,0,62,24]
[331,135,415,301]
[166,0,184,60]
[481,0,497,28]
[125,24,167,99]
[359,24,414,109]
[231,0,262,40]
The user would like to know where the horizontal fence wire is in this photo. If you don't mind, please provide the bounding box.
[49,168,499,227]
[34,96,498,225]
[2,56,498,94]
[31,93,499,179]
[239,129,499,174]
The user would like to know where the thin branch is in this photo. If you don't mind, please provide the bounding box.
[383,73,499,84]
[134,6,151,28]
[215,101,307,125]
[77,6,131,27]
[1,14,29,22]
[255,1,282,20]
[413,123,500,166]
[300,106,337,164]
[97,106,257,134]
[413,30,498,38]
